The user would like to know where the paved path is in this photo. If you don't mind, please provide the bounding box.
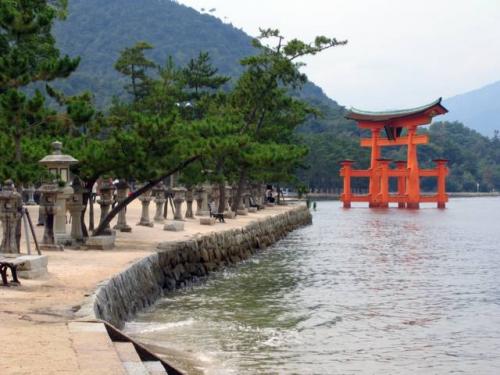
[0,200,293,374]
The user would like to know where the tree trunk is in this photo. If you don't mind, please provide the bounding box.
[81,179,97,238]
[93,155,200,236]
[14,133,22,163]
[231,168,247,213]
[218,182,225,214]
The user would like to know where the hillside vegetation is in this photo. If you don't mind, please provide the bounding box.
[51,0,500,192]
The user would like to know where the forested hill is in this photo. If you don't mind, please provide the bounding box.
[53,0,344,114]
[52,0,500,192]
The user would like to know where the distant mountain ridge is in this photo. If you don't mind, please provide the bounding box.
[442,81,500,137]
[53,0,346,123]
[49,0,500,191]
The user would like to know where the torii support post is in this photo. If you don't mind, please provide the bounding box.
[377,159,392,208]
[368,128,382,208]
[395,161,407,208]
[406,126,421,209]
[340,160,354,208]
[434,159,449,209]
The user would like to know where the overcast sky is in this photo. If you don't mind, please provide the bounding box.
[177,0,500,110]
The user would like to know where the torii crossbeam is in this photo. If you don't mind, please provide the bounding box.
[340,98,449,209]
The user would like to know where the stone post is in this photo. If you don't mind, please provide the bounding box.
[25,185,37,205]
[97,181,115,235]
[185,188,194,219]
[113,180,132,232]
[137,185,154,227]
[67,177,85,245]
[39,182,60,250]
[0,180,23,254]
[172,187,187,221]
[153,182,166,223]
[195,185,210,217]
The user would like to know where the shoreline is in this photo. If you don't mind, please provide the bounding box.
[81,205,312,328]
[302,192,500,201]
[0,202,311,374]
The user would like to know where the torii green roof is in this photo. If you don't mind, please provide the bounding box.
[346,98,448,122]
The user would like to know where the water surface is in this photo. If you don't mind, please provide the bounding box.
[126,198,500,374]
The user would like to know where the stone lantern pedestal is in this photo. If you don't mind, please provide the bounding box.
[113,180,132,232]
[172,187,187,221]
[137,186,154,227]
[195,185,210,217]
[153,182,166,223]
[54,184,73,245]
[38,183,63,251]
[67,178,85,246]
[25,185,37,206]
[185,188,195,219]
[164,187,186,231]
[0,180,23,254]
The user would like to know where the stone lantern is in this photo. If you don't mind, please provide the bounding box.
[113,180,132,232]
[185,188,195,219]
[0,180,23,254]
[39,141,78,186]
[195,184,210,217]
[137,185,154,227]
[67,177,85,245]
[172,186,187,221]
[153,182,166,223]
[24,185,37,205]
[38,182,60,250]
[39,141,78,245]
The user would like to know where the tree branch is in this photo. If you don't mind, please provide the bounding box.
[92,154,200,236]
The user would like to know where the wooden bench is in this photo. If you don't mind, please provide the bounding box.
[249,197,264,210]
[208,203,225,223]
[0,257,25,286]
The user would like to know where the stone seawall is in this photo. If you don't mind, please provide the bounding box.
[90,205,312,328]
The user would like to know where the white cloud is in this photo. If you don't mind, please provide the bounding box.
[178,0,500,109]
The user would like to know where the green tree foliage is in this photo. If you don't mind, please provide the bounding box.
[225,29,347,208]
[0,0,79,183]
[114,41,156,101]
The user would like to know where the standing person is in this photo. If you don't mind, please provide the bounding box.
[266,186,275,203]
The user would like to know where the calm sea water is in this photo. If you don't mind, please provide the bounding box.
[125,198,500,374]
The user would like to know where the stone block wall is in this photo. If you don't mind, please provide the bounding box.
[91,205,312,328]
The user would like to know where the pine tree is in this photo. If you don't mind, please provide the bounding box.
[0,0,79,182]
[114,41,156,102]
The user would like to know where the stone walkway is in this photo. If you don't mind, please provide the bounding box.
[0,201,294,374]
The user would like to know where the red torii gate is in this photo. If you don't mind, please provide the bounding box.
[340,98,449,209]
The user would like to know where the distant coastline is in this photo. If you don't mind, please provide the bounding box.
[300,192,500,201]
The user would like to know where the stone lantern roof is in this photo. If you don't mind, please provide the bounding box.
[39,141,78,166]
